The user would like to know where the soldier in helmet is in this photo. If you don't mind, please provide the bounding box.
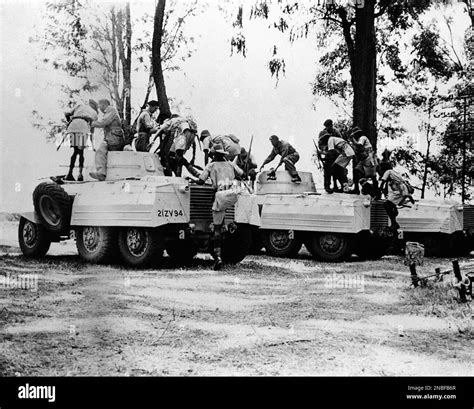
[260,135,301,183]
[194,143,243,271]
[200,130,241,165]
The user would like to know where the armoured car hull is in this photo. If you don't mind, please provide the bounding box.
[254,171,391,262]
[19,152,261,267]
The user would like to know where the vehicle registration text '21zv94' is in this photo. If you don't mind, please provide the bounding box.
[157,209,184,217]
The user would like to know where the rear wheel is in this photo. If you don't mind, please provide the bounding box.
[33,182,72,235]
[304,232,352,262]
[18,217,51,258]
[222,223,252,264]
[261,229,302,258]
[76,226,117,263]
[119,227,163,267]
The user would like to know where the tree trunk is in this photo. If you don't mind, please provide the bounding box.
[124,2,132,125]
[351,0,377,150]
[152,0,171,118]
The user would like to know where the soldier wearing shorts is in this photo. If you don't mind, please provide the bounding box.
[64,99,98,181]
[196,143,243,271]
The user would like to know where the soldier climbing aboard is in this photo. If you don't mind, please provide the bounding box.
[64,99,99,181]
[349,126,378,194]
[260,135,302,183]
[133,100,160,152]
[234,147,258,188]
[200,131,242,165]
[193,143,244,271]
[326,134,355,192]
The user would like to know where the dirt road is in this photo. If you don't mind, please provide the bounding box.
[1,220,473,376]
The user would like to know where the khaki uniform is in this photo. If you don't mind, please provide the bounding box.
[199,161,243,224]
[66,105,98,148]
[203,134,241,160]
[92,106,124,176]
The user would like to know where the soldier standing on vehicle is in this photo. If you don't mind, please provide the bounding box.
[234,147,258,188]
[377,161,415,231]
[201,131,241,165]
[317,131,340,193]
[89,99,125,181]
[133,100,160,152]
[64,99,99,181]
[349,126,378,194]
[260,135,302,183]
[195,143,243,271]
[327,135,355,192]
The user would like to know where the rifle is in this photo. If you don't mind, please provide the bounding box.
[56,131,69,151]
[245,134,254,178]
[312,139,324,172]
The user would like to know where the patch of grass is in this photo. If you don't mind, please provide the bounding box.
[403,281,473,336]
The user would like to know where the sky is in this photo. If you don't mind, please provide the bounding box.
[0,0,471,213]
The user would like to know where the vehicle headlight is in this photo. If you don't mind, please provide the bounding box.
[363,199,371,207]
[178,185,189,193]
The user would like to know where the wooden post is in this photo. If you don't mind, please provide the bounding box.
[452,260,467,302]
[410,264,419,287]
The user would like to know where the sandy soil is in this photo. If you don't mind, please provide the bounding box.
[1,220,473,376]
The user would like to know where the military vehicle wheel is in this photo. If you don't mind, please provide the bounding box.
[165,240,198,262]
[33,182,72,235]
[305,232,352,262]
[18,217,51,258]
[451,233,473,256]
[222,223,252,264]
[261,229,302,257]
[119,227,163,267]
[76,226,117,263]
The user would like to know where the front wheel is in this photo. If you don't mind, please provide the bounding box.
[304,232,352,262]
[76,226,117,264]
[18,217,51,258]
[222,223,252,264]
[261,229,302,258]
[119,227,163,267]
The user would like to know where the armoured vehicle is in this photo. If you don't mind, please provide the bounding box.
[252,171,391,262]
[18,151,261,267]
[397,200,474,256]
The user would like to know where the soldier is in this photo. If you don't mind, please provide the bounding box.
[195,143,243,270]
[327,134,355,192]
[234,147,257,188]
[350,126,377,194]
[318,119,342,141]
[201,130,241,165]
[89,99,125,181]
[317,131,341,193]
[377,161,415,231]
[64,99,99,181]
[134,100,160,152]
[260,135,302,183]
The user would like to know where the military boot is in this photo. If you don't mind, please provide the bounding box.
[77,167,84,182]
[213,247,223,271]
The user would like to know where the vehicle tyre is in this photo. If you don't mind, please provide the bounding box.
[119,227,163,267]
[76,226,117,263]
[304,232,352,262]
[18,217,51,258]
[451,233,473,257]
[165,239,198,262]
[222,223,252,264]
[33,182,72,235]
[261,229,302,258]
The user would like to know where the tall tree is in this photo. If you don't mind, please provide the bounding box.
[152,0,172,119]
[230,1,434,148]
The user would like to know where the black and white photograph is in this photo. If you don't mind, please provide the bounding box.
[0,0,473,407]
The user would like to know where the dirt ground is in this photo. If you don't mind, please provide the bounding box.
[1,219,473,376]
